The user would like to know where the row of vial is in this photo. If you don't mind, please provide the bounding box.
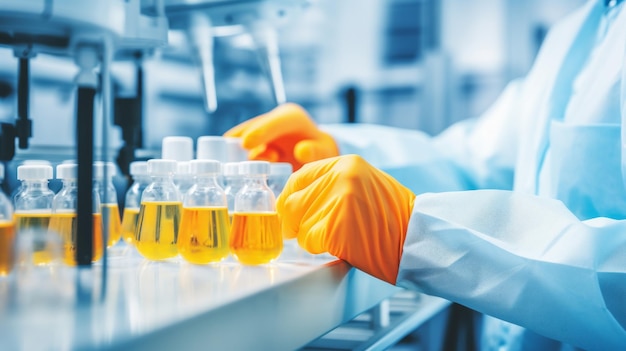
[127,158,292,265]
[0,157,293,275]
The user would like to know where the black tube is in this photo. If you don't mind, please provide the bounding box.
[17,58,32,149]
[75,87,96,266]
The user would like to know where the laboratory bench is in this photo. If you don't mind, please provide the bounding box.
[0,241,450,351]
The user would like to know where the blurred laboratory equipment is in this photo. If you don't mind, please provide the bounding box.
[0,0,168,267]
[50,163,104,265]
[223,162,243,221]
[0,163,15,276]
[142,0,308,113]
[13,164,55,265]
[230,161,282,265]
[268,162,292,197]
[135,159,182,260]
[178,159,230,264]
[121,161,150,244]
[197,135,227,162]
[94,162,122,248]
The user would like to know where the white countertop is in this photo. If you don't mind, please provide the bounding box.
[0,241,405,351]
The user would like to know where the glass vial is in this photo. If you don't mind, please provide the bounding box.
[49,163,103,265]
[162,136,194,194]
[178,160,230,264]
[268,162,293,198]
[223,162,243,222]
[0,163,15,276]
[135,159,182,260]
[13,164,55,265]
[230,161,282,265]
[94,161,122,247]
[121,161,150,244]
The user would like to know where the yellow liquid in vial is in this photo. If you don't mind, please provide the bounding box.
[48,212,103,266]
[0,221,16,276]
[102,204,122,247]
[230,212,282,265]
[178,207,230,264]
[121,207,140,244]
[15,212,53,265]
[135,201,182,260]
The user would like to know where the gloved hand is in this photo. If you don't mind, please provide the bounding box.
[224,103,339,170]
[276,154,416,284]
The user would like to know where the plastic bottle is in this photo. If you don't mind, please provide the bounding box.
[224,137,248,162]
[94,162,122,247]
[178,160,230,264]
[0,163,15,276]
[222,162,243,222]
[196,136,227,162]
[135,159,182,260]
[268,162,293,198]
[162,136,194,194]
[230,161,282,265]
[121,161,150,244]
[49,163,103,265]
[13,164,55,265]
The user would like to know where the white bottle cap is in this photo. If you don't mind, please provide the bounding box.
[270,162,293,176]
[190,159,221,175]
[162,136,194,162]
[177,161,191,175]
[239,161,270,176]
[56,163,77,179]
[129,161,148,177]
[147,159,177,175]
[197,136,226,162]
[17,164,53,180]
[222,162,240,177]
[224,137,248,162]
[93,161,116,179]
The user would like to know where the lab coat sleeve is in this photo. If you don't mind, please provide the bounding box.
[319,80,524,194]
[396,190,626,350]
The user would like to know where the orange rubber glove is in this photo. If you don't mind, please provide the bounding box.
[224,103,339,171]
[276,154,416,284]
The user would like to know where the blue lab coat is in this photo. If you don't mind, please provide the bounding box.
[322,0,626,349]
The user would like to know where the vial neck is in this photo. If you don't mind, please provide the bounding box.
[151,175,173,183]
[62,179,78,189]
[196,176,220,187]
[21,180,50,189]
[244,175,268,187]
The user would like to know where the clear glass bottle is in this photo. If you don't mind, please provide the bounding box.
[223,162,243,222]
[268,162,293,198]
[162,136,195,194]
[49,163,103,265]
[178,160,230,264]
[94,161,122,247]
[0,163,15,276]
[135,159,182,260]
[174,161,194,196]
[13,164,55,265]
[121,161,150,244]
[230,161,282,265]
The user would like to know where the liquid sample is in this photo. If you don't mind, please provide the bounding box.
[0,221,15,276]
[121,207,140,244]
[48,212,103,266]
[135,201,182,260]
[230,212,282,265]
[178,207,230,264]
[15,212,53,265]
[102,203,122,247]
